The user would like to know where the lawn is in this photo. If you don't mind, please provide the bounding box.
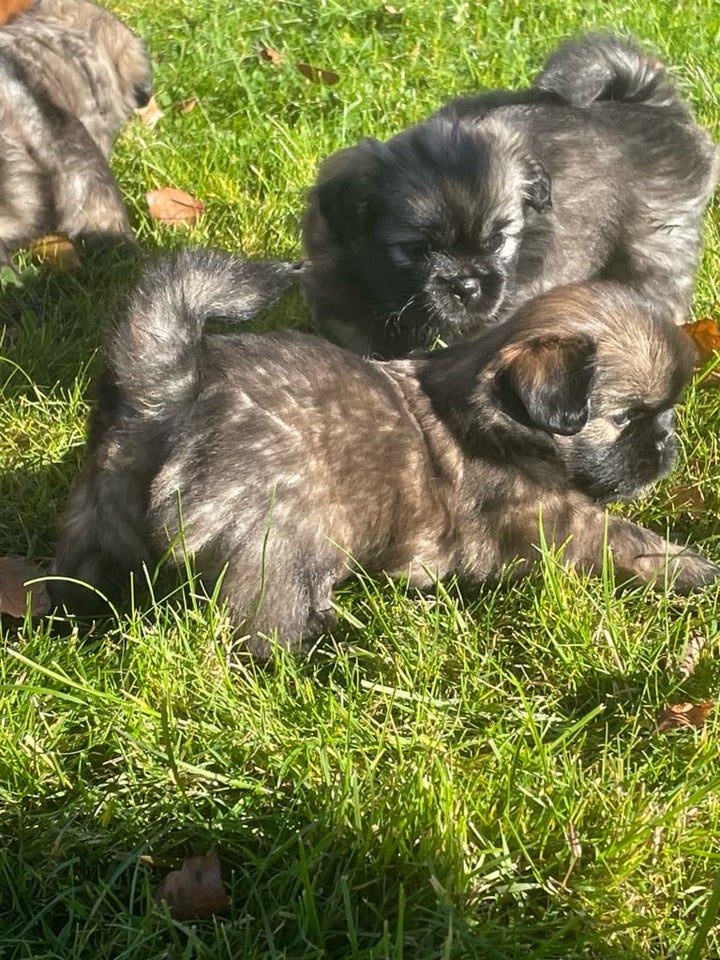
[1,0,720,957]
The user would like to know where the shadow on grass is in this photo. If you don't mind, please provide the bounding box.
[0,765,655,960]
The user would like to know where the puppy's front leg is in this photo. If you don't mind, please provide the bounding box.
[563,508,720,592]
[53,117,133,247]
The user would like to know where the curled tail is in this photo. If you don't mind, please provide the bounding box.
[108,248,304,416]
[534,33,691,118]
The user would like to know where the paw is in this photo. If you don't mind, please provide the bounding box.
[665,550,720,593]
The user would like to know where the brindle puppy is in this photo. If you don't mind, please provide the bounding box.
[0,0,152,257]
[51,251,718,656]
[302,33,718,357]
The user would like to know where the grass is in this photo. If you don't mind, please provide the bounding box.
[1,0,720,956]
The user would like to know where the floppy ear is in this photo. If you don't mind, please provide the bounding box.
[313,139,380,243]
[522,156,552,212]
[494,334,596,435]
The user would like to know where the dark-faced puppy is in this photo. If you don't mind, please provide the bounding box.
[302,33,718,357]
[0,0,152,256]
[51,251,719,657]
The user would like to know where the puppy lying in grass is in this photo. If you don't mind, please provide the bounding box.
[52,251,719,656]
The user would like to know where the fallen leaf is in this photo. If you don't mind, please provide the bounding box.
[656,700,713,733]
[665,481,706,515]
[0,557,50,618]
[682,317,720,358]
[258,45,283,65]
[682,317,720,384]
[677,634,706,679]
[179,96,198,113]
[296,62,340,85]
[154,853,229,920]
[28,234,81,270]
[136,94,164,128]
[0,0,32,25]
[146,187,204,225]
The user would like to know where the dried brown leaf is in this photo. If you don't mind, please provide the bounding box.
[0,557,50,618]
[146,187,204,225]
[665,481,706,516]
[179,96,198,113]
[258,45,283,65]
[28,234,81,270]
[154,853,229,921]
[656,700,714,733]
[682,316,720,357]
[296,62,340,85]
[0,0,32,26]
[136,94,164,128]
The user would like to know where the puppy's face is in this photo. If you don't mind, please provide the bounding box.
[487,286,696,501]
[308,118,551,357]
[34,0,153,113]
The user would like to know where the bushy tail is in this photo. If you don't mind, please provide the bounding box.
[108,248,304,415]
[534,33,690,118]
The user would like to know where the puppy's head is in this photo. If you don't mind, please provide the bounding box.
[487,284,696,500]
[304,116,550,357]
[34,0,153,117]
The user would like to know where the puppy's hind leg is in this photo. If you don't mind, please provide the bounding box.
[218,551,338,660]
[51,454,153,615]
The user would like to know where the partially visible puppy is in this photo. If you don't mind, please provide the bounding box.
[302,33,718,357]
[52,250,719,657]
[0,0,152,257]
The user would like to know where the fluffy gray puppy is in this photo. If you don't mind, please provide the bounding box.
[0,0,152,258]
[52,250,719,657]
[302,33,718,357]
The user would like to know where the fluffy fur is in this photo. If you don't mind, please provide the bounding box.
[52,251,719,657]
[302,33,718,357]
[0,0,152,257]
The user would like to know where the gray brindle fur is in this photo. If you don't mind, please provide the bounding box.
[52,250,719,657]
[0,0,152,258]
[302,33,718,357]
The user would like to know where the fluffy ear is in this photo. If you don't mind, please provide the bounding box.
[522,156,552,212]
[312,140,381,243]
[494,334,596,435]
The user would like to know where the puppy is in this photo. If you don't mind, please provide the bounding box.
[51,250,719,657]
[0,0,152,257]
[302,33,718,357]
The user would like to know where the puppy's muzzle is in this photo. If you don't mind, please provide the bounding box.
[445,271,504,310]
[450,275,482,304]
[133,82,153,107]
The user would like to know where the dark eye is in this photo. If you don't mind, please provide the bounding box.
[611,409,645,428]
[388,241,430,266]
[485,233,505,253]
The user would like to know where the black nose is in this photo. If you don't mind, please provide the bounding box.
[450,276,482,302]
[133,82,153,107]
